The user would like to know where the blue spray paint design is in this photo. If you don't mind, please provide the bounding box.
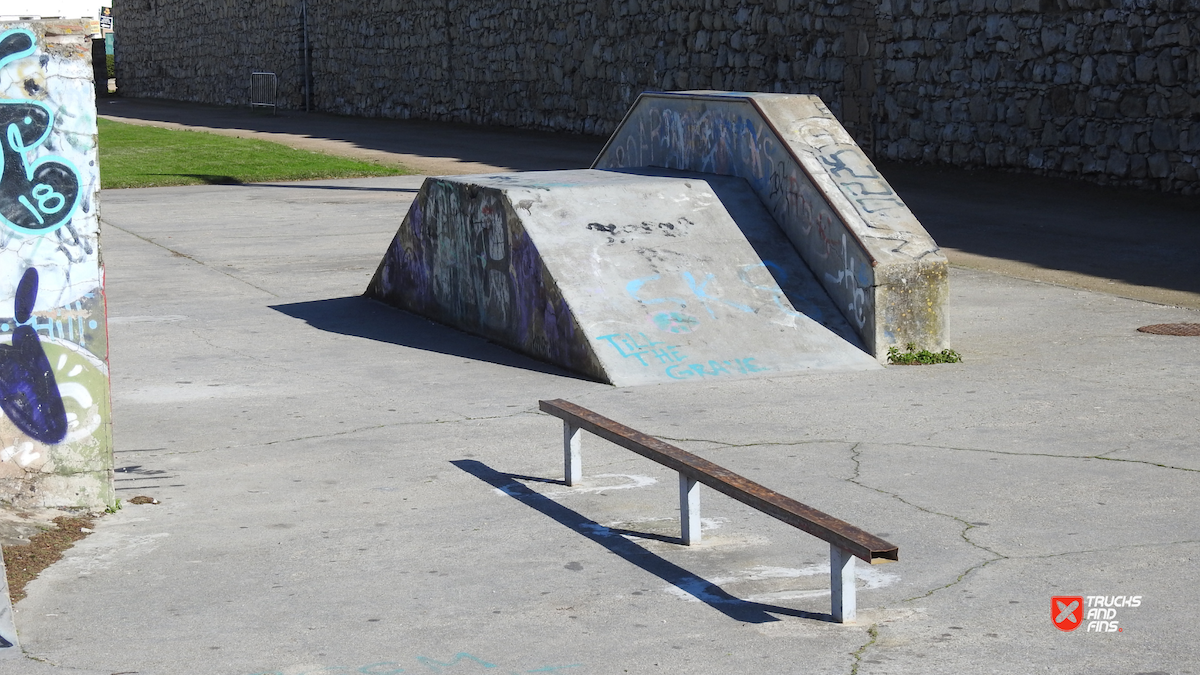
[0,268,68,443]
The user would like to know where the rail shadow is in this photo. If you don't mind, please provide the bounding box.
[452,458,834,624]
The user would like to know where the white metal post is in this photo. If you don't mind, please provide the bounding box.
[563,422,582,486]
[679,474,701,545]
[830,544,856,623]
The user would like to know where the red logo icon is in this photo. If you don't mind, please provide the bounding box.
[1053,596,1084,631]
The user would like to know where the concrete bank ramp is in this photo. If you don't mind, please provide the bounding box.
[367,168,879,386]
[596,91,949,359]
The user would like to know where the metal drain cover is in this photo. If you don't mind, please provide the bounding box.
[1137,323,1200,336]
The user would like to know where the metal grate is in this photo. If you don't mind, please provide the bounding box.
[249,71,277,114]
[1137,323,1200,336]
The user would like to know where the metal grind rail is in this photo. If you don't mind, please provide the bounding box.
[538,398,898,623]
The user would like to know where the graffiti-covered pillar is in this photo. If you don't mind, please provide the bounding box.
[0,21,113,509]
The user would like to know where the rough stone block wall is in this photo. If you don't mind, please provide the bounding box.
[114,0,1199,194]
[875,0,1200,192]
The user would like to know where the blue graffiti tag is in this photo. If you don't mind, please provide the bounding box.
[627,271,752,320]
[681,271,753,318]
[625,275,686,308]
[666,358,766,380]
[594,333,768,381]
[652,311,700,334]
[0,28,83,235]
[595,332,687,367]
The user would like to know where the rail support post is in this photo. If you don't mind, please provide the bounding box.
[830,544,856,623]
[563,422,582,486]
[679,474,701,545]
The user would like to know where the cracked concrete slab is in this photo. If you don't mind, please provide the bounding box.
[860,542,1200,674]
[1,173,1197,674]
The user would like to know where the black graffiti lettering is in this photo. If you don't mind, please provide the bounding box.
[0,29,82,235]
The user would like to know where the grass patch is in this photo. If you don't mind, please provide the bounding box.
[887,342,963,365]
[98,118,407,189]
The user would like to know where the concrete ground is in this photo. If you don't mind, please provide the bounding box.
[0,101,1197,674]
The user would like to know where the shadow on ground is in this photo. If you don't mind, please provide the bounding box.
[101,98,605,173]
[243,183,420,193]
[881,161,1200,298]
[452,459,834,624]
[269,296,591,381]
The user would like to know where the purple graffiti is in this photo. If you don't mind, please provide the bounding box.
[0,268,68,444]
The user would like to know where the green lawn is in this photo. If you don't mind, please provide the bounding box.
[97,118,408,189]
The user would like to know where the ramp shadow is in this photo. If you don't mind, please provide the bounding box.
[269,296,591,380]
[451,459,834,624]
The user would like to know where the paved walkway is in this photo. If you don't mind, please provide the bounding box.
[0,99,1194,674]
[99,97,1200,310]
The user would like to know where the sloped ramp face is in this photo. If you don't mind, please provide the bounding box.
[594,91,949,361]
[367,170,879,386]
[366,175,606,382]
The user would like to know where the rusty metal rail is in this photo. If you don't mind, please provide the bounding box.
[539,398,897,623]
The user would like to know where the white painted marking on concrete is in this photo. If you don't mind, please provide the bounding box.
[560,473,657,495]
[575,516,727,541]
[662,563,899,604]
[62,407,103,443]
[493,474,658,500]
[121,383,252,403]
[57,381,93,408]
[62,532,172,577]
[108,314,188,324]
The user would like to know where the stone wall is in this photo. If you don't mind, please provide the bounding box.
[114,0,1199,193]
[875,0,1200,192]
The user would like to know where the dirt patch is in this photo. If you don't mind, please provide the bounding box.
[4,515,95,603]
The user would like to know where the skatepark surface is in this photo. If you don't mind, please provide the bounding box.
[0,99,1195,674]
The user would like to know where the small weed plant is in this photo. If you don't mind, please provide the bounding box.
[887,342,962,365]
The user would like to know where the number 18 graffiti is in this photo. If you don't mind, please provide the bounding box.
[0,28,82,235]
